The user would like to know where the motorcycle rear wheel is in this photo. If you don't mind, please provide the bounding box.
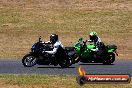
[59,57,71,68]
[103,53,115,65]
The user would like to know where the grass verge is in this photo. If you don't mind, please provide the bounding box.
[0,74,131,88]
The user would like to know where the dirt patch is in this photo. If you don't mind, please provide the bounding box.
[0,0,131,59]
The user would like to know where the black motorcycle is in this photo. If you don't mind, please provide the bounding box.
[22,36,75,68]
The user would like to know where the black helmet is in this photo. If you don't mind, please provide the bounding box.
[50,34,58,44]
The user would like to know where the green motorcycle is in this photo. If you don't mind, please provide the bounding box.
[73,38,118,64]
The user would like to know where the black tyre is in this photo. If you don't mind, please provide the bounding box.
[103,53,115,65]
[59,57,71,68]
[67,56,73,66]
[22,54,37,67]
[71,53,80,64]
[74,56,80,63]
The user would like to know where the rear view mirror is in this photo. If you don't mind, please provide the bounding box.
[39,36,42,42]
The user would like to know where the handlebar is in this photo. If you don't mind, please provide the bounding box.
[78,39,93,47]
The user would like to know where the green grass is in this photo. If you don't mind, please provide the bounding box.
[0,74,131,88]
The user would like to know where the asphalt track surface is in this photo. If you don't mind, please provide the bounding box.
[0,59,132,76]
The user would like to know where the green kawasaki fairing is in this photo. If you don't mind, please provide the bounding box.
[74,38,118,64]
[74,40,95,59]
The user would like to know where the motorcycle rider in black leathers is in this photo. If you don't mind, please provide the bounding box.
[43,34,64,65]
[45,34,63,54]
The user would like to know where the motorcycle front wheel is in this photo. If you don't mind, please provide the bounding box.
[22,54,37,67]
